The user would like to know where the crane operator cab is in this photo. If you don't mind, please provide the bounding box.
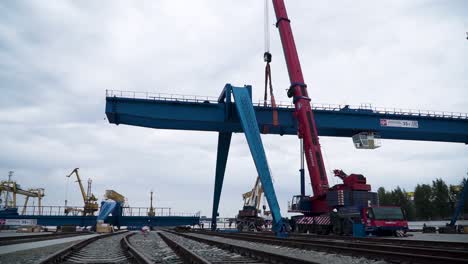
[288,195,312,213]
[363,206,408,236]
[352,132,381,149]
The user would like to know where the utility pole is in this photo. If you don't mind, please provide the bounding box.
[148,191,155,217]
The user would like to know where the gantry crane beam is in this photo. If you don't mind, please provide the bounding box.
[0,185,44,209]
[105,95,468,144]
[0,186,42,197]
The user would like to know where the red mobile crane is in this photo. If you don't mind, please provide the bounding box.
[272,0,329,214]
[271,1,407,235]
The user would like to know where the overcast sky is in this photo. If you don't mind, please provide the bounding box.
[1,1,467,217]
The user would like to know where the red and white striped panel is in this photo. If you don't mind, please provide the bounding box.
[296,217,314,224]
[314,215,331,225]
[296,216,331,225]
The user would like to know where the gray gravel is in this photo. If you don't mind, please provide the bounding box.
[161,231,266,263]
[129,231,182,263]
[184,232,388,264]
[62,233,132,264]
[0,240,78,264]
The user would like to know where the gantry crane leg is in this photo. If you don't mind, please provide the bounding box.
[210,85,285,236]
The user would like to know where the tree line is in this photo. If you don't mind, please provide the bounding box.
[377,177,467,221]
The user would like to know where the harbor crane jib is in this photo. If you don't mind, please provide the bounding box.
[66,168,98,216]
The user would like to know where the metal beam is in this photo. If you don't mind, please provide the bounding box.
[0,215,200,227]
[106,92,468,144]
[211,132,232,230]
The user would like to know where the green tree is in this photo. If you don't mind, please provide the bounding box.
[377,187,391,206]
[431,178,450,219]
[414,184,432,220]
[390,187,414,220]
[462,178,468,215]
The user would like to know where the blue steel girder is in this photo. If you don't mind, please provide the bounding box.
[105,91,468,144]
[0,215,200,228]
[211,132,232,231]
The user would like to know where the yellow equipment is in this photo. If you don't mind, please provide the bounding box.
[96,220,113,233]
[66,168,98,216]
[242,177,264,210]
[104,190,125,203]
[21,188,45,215]
[236,176,271,231]
[0,171,45,215]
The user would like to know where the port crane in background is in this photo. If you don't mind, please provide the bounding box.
[21,188,45,215]
[65,168,98,216]
[0,171,45,215]
[236,176,271,231]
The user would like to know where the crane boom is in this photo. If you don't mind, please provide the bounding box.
[243,177,264,210]
[271,0,329,213]
[65,168,98,216]
[67,168,87,203]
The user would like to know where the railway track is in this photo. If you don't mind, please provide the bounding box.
[0,232,92,246]
[37,228,468,264]
[193,230,468,264]
[162,230,378,264]
[226,230,468,250]
[128,231,183,263]
[159,231,270,264]
[39,231,152,264]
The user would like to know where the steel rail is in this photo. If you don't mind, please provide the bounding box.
[158,231,211,264]
[120,232,153,264]
[236,231,468,250]
[164,230,320,264]
[239,232,468,257]
[38,230,128,264]
[0,231,92,246]
[194,231,468,264]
